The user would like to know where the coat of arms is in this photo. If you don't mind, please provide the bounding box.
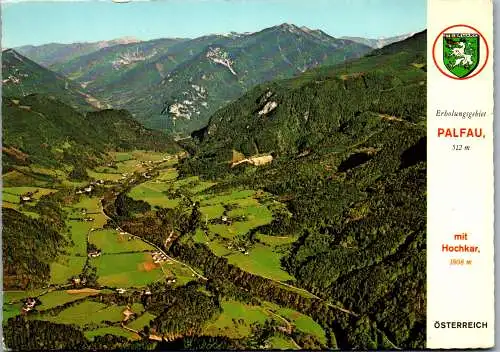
[442,33,480,78]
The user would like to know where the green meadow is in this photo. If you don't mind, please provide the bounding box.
[37,290,100,311]
[89,230,153,253]
[93,252,165,288]
[127,312,156,331]
[49,255,86,285]
[38,300,144,327]
[203,299,269,338]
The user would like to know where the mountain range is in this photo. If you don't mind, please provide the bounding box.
[15,37,142,67]
[340,33,415,49]
[14,24,384,135]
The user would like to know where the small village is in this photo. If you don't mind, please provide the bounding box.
[20,297,37,315]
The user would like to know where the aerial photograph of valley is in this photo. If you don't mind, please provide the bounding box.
[1,0,427,350]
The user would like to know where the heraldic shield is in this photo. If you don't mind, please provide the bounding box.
[442,33,480,78]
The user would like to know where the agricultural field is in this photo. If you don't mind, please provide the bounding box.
[86,169,123,182]
[203,299,270,338]
[48,197,109,285]
[92,252,165,288]
[49,255,87,285]
[275,307,327,344]
[3,289,47,322]
[2,186,57,208]
[37,289,101,311]
[128,169,216,209]
[89,230,153,254]
[128,180,179,208]
[203,298,322,346]
[218,243,294,282]
[36,300,144,327]
[188,187,295,282]
[126,312,156,331]
[266,335,299,350]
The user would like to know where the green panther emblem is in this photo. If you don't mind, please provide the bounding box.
[443,33,480,78]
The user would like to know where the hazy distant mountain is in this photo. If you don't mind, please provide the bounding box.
[15,37,142,67]
[47,23,371,135]
[2,49,105,111]
[340,33,415,49]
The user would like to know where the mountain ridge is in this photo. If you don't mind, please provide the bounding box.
[2,49,106,111]
[52,23,371,135]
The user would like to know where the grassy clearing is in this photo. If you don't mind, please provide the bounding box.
[128,181,179,208]
[3,289,47,319]
[195,189,255,205]
[66,220,92,256]
[255,234,298,247]
[224,243,293,282]
[49,255,86,285]
[276,307,326,344]
[112,152,135,162]
[3,186,57,197]
[3,170,44,187]
[3,289,46,303]
[72,197,107,227]
[203,299,269,338]
[208,207,272,239]
[267,335,299,350]
[37,290,100,311]
[199,204,225,220]
[38,301,144,326]
[166,264,197,286]
[3,302,23,321]
[94,252,165,288]
[85,326,140,340]
[127,312,156,331]
[89,230,153,254]
[3,187,57,205]
[156,168,178,181]
[86,169,123,182]
[193,229,210,244]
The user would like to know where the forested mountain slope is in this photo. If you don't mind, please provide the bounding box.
[2,49,104,111]
[2,94,179,173]
[179,31,427,349]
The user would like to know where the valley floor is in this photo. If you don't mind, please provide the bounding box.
[2,150,331,349]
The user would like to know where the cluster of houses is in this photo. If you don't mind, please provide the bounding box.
[88,249,102,258]
[166,278,177,284]
[71,276,87,287]
[21,297,37,314]
[152,251,168,264]
[19,191,36,203]
[141,288,152,296]
[75,180,104,195]
[227,243,249,255]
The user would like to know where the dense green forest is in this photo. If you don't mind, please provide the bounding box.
[2,94,179,172]
[3,208,67,289]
